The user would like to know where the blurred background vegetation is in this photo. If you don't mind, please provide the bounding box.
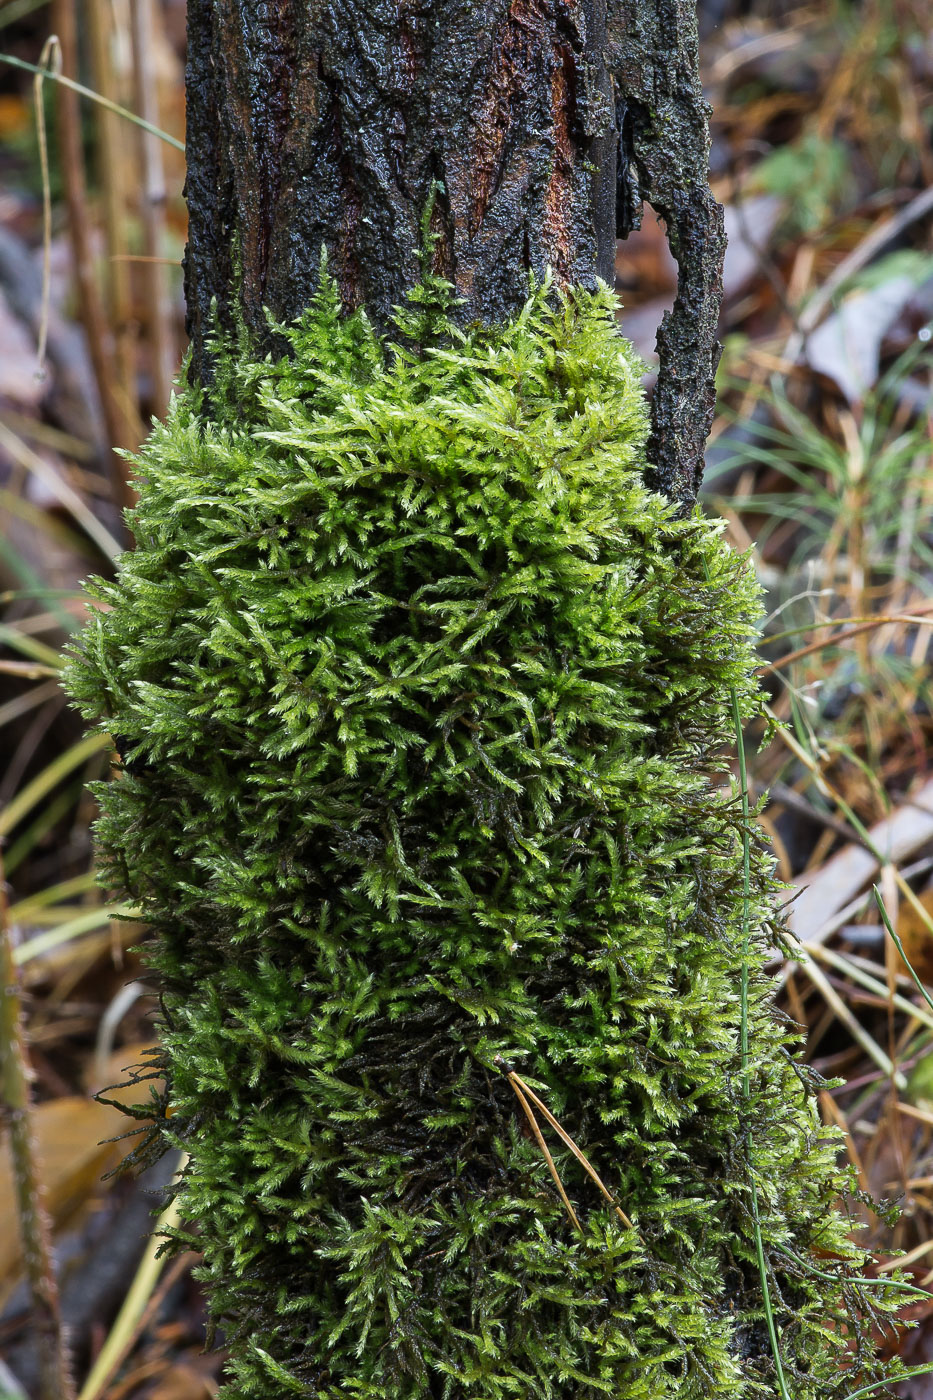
[1,0,933,1395]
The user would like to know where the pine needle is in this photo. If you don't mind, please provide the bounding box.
[507,1071,634,1230]
[507,1074,582,1234]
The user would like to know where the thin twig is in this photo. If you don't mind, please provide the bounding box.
[758,603,933,674]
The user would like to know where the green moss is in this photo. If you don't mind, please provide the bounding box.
[66,270,903,1398]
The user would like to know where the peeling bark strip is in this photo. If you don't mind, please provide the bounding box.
[184,0,723,501]
[609,0,726,503]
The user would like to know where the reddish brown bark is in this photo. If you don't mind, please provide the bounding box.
[184,0,724,501]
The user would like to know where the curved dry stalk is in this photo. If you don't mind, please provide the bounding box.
[758,601,933,675]
[32,35,61,377]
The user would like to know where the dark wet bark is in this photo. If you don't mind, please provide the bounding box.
[609,1,726,501]
[184,0,724,501]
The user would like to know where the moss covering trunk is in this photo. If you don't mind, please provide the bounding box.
[64,0,908,1395]
[67,271,904,1396]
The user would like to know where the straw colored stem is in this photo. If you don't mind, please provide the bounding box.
[85,0,140,447]
[803,940,933,1035]
[759,604,933,674]
[0,852,74,1400]
[0,731,111,840]
[129,0,176,413]
[0,422,122,561]
[50,0,136,517]
[795,953,906,1090]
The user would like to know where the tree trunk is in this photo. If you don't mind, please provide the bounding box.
[64,5,903,1394]
[184,0,724,501]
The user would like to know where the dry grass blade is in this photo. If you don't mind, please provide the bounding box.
[506,1074,582,1233]
[0,678,64,730]
[875,1237,933,1274]
[803,941,933,1035]
[0,0,52,29]
[758,603,933,675]
[33,34,61,377]
[0,660,60,679]
[129,0,176,413]
[771,713,933,944]
[7,872,99,917]
[0,625,64,669]
[896,1103,933,1129]
[0,420,122,560]
[793,953,906,1090]
[49,0,137,514]
[86,0,141,448]
[819,1090,867,1192]
[75,1161,189,1400]
[508,1071,634,1230]
[13,905,135,967]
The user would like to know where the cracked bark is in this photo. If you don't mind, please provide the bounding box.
[185,0,724,502]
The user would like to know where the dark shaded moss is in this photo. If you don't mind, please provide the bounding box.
[66,274,902,1398]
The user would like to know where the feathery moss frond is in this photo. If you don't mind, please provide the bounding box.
[65,272,905,1399]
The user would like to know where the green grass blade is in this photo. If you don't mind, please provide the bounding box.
[0,50,184,151]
